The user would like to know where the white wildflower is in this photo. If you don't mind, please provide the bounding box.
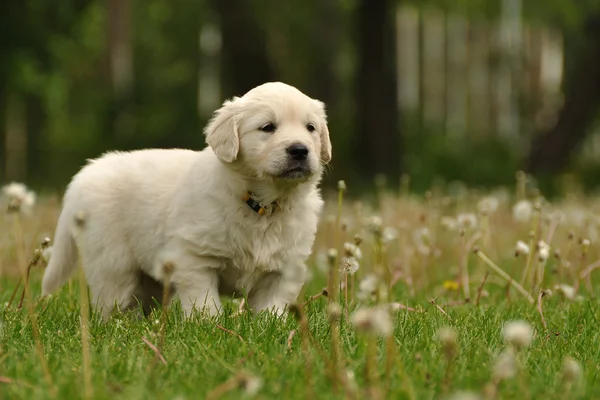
[41,245,53,264]
[554,284,576,301]
[367,216,383,233]
[337,180,347,191]
[437,326,458,358]
[412,227,431,256]
[357,274,380,301]
[492,349,517,381]
[478,196,499,215]
[343,242,362,259]
[327,303,342,322]
[561,356,582,382]
[351,305,393,337]
[240,374,262,396]
[2,182,36,214]
[515,241,530,256]
[448,391,482,400]
[326,248,338,264]
[502,320,533,349]
[457,213,478,230]
[512,200,533,223]
[339,257,359,275]
[440,216,458,231]
[537,241,550,263]
[382,226,399,243]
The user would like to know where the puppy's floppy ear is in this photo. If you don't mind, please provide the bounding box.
[314,100,332,164]
[204,97,242,163]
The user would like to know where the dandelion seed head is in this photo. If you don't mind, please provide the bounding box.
[343,242,362,259]
[561,356,582,382]
[41,246,53,264]
[492,349,517,381]
[448,391,482,400]
[515,240,530,256]
[382,226,399,243]
[239,374,262,396]
[339,257,359,275]
[2,182,36,214]
[457,213,478,230]
[326,248,338,265]
[437,326,458,358]
[478,196,499,215]
[537,240,550,263]
[367,216,383,235]
[554,284,576,301]
[351,306,393,337]
[502,320,533,349]
[357,274,380,301]
[327,303,342,322]
[513,200,533,223]
[440,216,458,231]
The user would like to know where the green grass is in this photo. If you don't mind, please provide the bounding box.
[3,182,600,399]
[1,274,598,400]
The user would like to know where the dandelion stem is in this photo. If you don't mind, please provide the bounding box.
[537,291,549,330]
[12,217,56,395]
[475,271,489,306]
[78,263,93,399]
[474,249,535,304]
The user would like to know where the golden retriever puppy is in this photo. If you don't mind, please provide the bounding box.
[41,82,332,319]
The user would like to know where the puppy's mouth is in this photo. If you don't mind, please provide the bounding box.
[277,164,312,180]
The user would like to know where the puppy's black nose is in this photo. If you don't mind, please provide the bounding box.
[287,143,309,160]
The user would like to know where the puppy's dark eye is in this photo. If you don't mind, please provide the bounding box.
[260,123,277,133]
[306,123,316,133]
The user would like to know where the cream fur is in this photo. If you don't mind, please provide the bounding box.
[41,82,332,319]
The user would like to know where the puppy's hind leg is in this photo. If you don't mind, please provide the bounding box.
[85,265,143,321]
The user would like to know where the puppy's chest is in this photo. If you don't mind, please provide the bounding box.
[228,215,310,270]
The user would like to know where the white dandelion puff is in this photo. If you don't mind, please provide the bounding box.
[492,349,517,381]
[537,241,550,263]
[512,200,533,223]
[357,274,380,301]
[457,213,478,230]
[440,216,458,231]
[343,242,362,259]
[478,196,499,215]
[554,284,576,301]
[382,226,399,243]
[2,182,36,214]
[502,320,533,349]
[339,257,359,275]
[561,356,582,383]
[351,305,393,337]
[515,240,530,256]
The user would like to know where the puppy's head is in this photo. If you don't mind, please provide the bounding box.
[204,82,332,183]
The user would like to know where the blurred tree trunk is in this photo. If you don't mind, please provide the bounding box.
[210,0,274,99]
[355,0,400,181]
[312,0,339,112]
[106,0,134,144]
[525,15,600,174]
[4,93,27,182]
[107,0,133,98]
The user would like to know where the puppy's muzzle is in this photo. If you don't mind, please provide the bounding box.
[287,143,309,161]
[278,143,312,179]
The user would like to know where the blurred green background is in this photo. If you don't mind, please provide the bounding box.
[2,0,600,196]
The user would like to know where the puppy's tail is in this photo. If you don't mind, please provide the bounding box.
[41,208,79,296]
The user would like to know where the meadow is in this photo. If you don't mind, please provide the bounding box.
[1,174,599,400]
